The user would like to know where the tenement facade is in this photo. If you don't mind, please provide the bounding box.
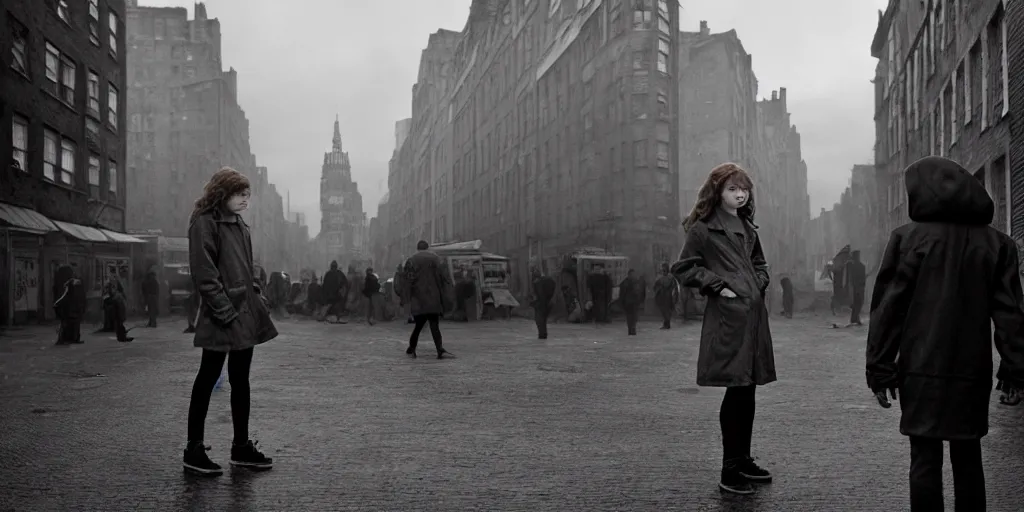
[126,3,255,236]
[1,0,145,325]
[872,0,1015,236]
[380,0,682,288]
[807,165,881,275]
[677,22,810,281]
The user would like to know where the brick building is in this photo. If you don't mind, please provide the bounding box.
[125,2,256,236]
[872,0,1014,237]
[378,0,682,291]
[316,118,367,268]
[677,22,810,282]
[1,0,147,325]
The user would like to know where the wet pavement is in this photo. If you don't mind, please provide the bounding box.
[1,314,1023,511]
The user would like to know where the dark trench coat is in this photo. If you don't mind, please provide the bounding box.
[402,250,452,316]
[672,212,776,387]
[866,156,1024,440]
[189,209,278,352]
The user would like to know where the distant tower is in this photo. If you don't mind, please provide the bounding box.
[319,116,365,264]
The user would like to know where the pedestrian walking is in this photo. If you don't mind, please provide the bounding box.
[653,263,678,329]
[618,269,643,335]
[402,240,453,359]
[182,167,278,477]
[672,162,775,495]
[845,251,866,325]
[779,277,794,319]
[866,156,1024,512]
[530,267,556,339]
[363,267,380,325]
[142,270,160,327]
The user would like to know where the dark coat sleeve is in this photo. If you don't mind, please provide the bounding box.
[992,238,1024,389]
[188,216,237,326]
[751,233,770,293]
[671,225,727,296]
[865,230,919,391]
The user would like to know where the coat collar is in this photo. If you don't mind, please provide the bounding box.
[705,209,757,233]
[210,207,247,226]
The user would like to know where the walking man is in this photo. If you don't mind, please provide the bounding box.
[142,270,160,328]
[653,263,678,329]
[363,267,380,325]
[846,250,866,325]
[531,267,556,339]
[402,240,454,359]
[618,269,643,335]
[867,156,1024,511]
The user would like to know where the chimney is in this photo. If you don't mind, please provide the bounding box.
[699,20,709,36]
[771,90,778,101]
[195,2,207,20]
[780,87,787,103]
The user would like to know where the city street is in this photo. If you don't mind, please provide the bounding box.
[1,315,1023,511]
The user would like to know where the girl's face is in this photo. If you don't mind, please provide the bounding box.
[719,178,749,212]
[225,189,251,213]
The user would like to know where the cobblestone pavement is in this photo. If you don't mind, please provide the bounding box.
[1,314,1023,511]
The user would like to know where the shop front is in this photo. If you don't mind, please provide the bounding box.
[1,202,59,326]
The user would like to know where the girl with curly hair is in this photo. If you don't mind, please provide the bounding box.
[182,167,277,476]
[671,162,776,495]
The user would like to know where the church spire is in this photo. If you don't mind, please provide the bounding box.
[332,115,342,152]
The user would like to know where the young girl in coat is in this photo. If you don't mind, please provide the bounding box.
[671,162,776,495]
[182,167,278,476]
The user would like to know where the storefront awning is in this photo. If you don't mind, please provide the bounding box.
[52,220,111,242]
[99,229,148,243]
[0,203,58,234]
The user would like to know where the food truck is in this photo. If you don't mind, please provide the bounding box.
[430,240,518,320]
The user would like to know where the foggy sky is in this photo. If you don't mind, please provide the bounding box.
[142,0,888,235]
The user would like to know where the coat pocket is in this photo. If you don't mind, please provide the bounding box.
[714,295,751,350]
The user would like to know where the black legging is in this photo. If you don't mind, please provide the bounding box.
[720,384,756,462]
[187,348,254,444]
[409,313,443,352]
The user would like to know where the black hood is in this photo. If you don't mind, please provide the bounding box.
[905,156,993,225]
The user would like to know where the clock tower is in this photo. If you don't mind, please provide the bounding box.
[318,116,367,266]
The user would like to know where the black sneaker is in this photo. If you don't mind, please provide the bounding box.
[406,346,417,358]
[437,349,454,360]
[230,440,273,470]
[719,459,755,495]
[737,457,772,482]
[183,442,223,476]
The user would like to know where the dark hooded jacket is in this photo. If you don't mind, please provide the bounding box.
[866,156,1024,440]
[321,262,347,303]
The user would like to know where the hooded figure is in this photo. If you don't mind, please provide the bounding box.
[866,156,1024,511]
[321,261,348,318]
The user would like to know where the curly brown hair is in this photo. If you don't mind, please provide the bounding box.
[189,167,251,224]
[682,162,755,230]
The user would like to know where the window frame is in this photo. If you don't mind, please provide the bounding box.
[11,115,29,172]
[108,11,119,59]
[107,83,119,131]
[10,15,29,77]
[59,138,76,185]
[88,0,101,46]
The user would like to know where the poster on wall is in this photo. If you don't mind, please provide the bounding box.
[14,257,39,312]
[481,261,508,289]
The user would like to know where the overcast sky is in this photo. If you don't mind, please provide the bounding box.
[143,0,888,235]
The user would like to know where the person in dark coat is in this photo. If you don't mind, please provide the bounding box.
[618,269,643,335]
[183,167,277,476]
[402,240,454,359]
[779,277,794,319]
[845,250,867,325]
[672,162,775,495]
[866,156,1024,511]
[454,272,477,322]
[321,261,347,318]
[104,270,131,342]
[653,263,678,329]
[394,264,414,323]
[53,264,86,344]
[587,266,610,323]
[142,270,160,327]
[531,267,556,339]
[362,268,380,325]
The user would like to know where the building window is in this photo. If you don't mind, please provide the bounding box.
[950,68,958,143]
[657,38,670,73]
[964,53,972,124]
[44,43,60,96]
[981,29,990,128]
[12,116,29,172]
[85,117,100,142]
[109,12,119,58]
[43,129,58,181]
[88,0,100,46]
[57,0,70,23]
[108,160,118,194]
[108,84,119,130]
[656,142,669,168]
[60,55,76,106]
[633,140,647,166]
[87,72,100,117]
[999,8,1008,118]
[633,0,652,29]
[10,16,28,75]
[88,155,101,186]
[59,138,76,185]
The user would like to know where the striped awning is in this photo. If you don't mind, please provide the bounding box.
[99,229,148,243]
[52,220,110,243]
[0,202,58,234]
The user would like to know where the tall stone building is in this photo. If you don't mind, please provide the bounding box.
[872,0,1014,237]
[677,22,810,280]
[125,3,255,236]
[808,165,881,275]
[378,0,682,290]
[1,0,137,324]
[384,118,412,268]
[317,118,367,266]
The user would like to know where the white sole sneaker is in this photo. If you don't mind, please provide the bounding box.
[229,460,273,470]
[183,462,223,475]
